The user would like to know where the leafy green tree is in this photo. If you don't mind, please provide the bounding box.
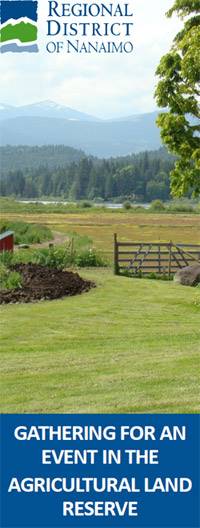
[155,0,200,196]
[146,179,169,201]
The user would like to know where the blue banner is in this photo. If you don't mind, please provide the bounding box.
[1,414,199,527]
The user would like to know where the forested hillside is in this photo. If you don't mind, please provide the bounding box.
[0,146,175,202]
[0,145,85,172]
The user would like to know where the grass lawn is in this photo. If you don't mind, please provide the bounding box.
[1,269,199,413]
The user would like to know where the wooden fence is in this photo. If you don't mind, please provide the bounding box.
[114,234,200,277]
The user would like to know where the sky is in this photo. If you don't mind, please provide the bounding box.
[0,0,181,118]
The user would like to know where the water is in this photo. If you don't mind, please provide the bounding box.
[18,200,150,209]
[102,203,150,209]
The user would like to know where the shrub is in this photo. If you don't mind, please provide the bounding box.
[0,263,22,290]
[78,201,92,208]
[31,246,107,269]
[123,201,132,210]
[150,200,166,212]
[167,200,197,213]
[32,247,70,270]
[75,248,106,267]
[5,271,22,290]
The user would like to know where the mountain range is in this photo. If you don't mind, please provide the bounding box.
[0,101,100,121]
[0,101,162,157]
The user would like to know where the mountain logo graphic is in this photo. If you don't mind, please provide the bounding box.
[0,0,38,53]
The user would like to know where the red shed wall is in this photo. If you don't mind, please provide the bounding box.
[0,235,14,252]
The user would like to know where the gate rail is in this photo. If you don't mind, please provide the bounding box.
[114,234,200,277]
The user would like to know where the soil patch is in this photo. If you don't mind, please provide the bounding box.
[0,263,95,304]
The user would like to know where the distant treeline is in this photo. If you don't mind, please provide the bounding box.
[0,145,85,172]
[0,145,175,201]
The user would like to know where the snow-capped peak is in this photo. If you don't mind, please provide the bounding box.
[33,100,64,109]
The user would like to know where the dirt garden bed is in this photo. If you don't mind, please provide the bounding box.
[0,263,95,304]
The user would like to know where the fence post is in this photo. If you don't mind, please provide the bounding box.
[114,233,119,275]
[168,241,172,278]
[158,244,161,274]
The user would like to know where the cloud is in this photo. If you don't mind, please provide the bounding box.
[0,0,181,117]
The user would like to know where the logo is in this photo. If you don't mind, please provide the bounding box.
[0,0,38,53]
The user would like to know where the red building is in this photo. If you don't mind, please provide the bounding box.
[0,231,14,252]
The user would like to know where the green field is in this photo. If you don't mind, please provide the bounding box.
[1,269,199,413]
[2,211,200,259]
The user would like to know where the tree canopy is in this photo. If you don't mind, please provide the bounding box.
[0,146,173,202]
[155,0,200,196]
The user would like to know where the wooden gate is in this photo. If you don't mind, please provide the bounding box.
[114,234,200,277]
